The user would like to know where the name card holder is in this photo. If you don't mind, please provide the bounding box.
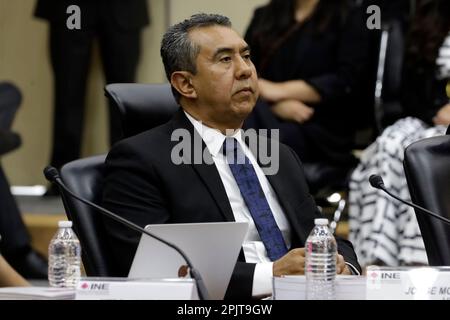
[366,266,450,300]
[273,275,366,300]
[75,277,199,300]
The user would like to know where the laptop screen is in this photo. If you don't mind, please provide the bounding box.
[128,221,248,299]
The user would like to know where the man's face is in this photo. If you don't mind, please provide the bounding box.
[187,25,259,128]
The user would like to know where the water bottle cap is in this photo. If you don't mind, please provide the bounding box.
[314,218,329,226]
[58,220,73,228]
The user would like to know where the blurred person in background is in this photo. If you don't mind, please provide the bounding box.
[0,82,48,279]
[349,0,450,267]
[34,0,149,195]
[243,0,369,190]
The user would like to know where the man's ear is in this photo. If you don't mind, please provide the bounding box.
[171,71,197,99]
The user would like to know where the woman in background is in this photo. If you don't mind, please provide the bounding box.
[349,0,450,267]
[244,0,369,182]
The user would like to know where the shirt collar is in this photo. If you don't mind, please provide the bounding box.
[184,111,244,158]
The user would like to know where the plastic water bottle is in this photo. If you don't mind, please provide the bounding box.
[305,218,337,300]
[48,221,81,288]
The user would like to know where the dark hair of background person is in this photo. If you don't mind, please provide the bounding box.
[247,0,349,73]
[160,13,231,103]
[406,0,450,67]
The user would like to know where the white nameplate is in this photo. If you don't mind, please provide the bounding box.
[273,275,366,300]
[366,266,450,300]
[75,277,199,300]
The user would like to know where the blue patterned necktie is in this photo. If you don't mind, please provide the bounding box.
[222,137,288,261]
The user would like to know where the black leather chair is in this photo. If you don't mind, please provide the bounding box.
[60,154,115,276]
[403,127,450,265]
[0,82,22,156]
[105,83,179,140]
[59,84,178,276]
[373,18,406,132]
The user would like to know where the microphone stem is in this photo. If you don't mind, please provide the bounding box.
[55,178,210,300]
[381,186,450,226]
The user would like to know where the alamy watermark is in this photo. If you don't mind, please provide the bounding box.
[66,5,81,30]
[67,4,382,31]
[170,128,280,175]
[366,5,381,30]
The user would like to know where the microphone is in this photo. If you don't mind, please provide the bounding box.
[369,174,450,226]
[44,166,210,300]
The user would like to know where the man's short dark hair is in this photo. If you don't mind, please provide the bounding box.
[160,13,232,102]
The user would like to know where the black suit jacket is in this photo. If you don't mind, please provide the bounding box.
[34,0,149,30]
[101,110,361,299]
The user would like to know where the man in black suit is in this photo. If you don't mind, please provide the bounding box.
[34,0,149,180]
[101,13,360,299]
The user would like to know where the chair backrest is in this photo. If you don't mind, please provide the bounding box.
[60,154,115,276]
[403,129,450,265]
[0,82,21,131]
[105,83,179,139]
[0,82,22,156]
[374,19,406,132]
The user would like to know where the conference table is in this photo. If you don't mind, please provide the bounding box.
[1,267,450,300]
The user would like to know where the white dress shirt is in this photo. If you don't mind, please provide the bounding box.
[184,111,360,296]
[184,111,290,297]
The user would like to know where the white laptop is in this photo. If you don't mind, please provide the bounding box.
[128,221,248,300]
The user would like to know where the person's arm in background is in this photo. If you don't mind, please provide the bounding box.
[269,99,315,124]
[0,255,29,287]
[258,79,322,104]
[433,103,450,125]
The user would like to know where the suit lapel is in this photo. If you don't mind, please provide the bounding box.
[170,111,235,222]
[191,162,236,222]
[265,174,307,245]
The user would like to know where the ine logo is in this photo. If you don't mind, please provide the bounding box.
[366,5,381,30]
[66,5,81,30]
[80,282,110,291]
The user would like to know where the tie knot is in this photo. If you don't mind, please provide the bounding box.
[222,137,238,156]
[222,137,249,165]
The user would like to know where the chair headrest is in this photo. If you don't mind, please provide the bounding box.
[105,83,179,139]
[0,130,21,156]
